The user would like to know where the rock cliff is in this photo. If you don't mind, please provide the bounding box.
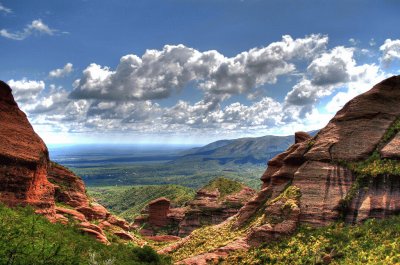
[0,81,138,245]
[134,178,256,239]
[162,76,400,264]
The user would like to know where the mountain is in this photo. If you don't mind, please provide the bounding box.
[177,131,318,165]
[160,76,400,264]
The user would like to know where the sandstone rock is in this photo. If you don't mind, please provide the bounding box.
[55,206,87,222]
[0,81,133,245]
[145,235,181,242]
[163,76,400,262]
[48,163,89,208]
[295,131,311,144]
[77,203,109,221]
[0,81,55,214]
[346,175,400,223]
[148,197,171,227]
[380,132,400,159]
[114,231,135,241]
[178,186,255,236]
[305,76,400,162]
[107,215,130,230]
[293,161,354,226]
[80,228,109,244]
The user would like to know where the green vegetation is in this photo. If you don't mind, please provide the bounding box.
[337,118,400,216]
[73,160,264,190]
[88,185,195,221]
[0,204,171,265]
[202,177,244,200]
[224,216,400,265]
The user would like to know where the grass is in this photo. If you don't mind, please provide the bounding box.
[69,160,264,190]
[0,204,171,265]
[224,215,400,265]
[202,177,244,200]
[88,185,195,221]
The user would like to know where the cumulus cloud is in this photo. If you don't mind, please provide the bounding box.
[8,79,45,103]
[0,2,11,13]
[49,63,74,78]
[285,46,382,112]
[70,35,328,101]
[380,39,400,65]
[0,19,56,40]
[17,35,395,144]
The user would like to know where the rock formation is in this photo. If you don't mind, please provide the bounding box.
[0,81,55,216]
[0,81,137,245]
[134,179,256,239]
[162,76,400,264]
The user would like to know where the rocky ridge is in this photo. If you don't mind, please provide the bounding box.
[0,81,138,245]
[162,76,400,264]
[134,178,256,239]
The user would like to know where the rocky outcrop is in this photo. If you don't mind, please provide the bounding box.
[178,186,256,236]
[162,76,400,263]
[48,162,89,208]
[0,81,55,216]
[135,180,256,239]
[0,81,137,244]
[380,132,400,159]
[148,197,171,227]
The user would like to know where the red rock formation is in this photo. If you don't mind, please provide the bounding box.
[380,132,400,159]
[135,183,256,238]
[178,186,256,236]
[162,76,400,263]
[0,81,136,244]
[48,162,89,208]
[148,197,171,227]
[0,81,55,215]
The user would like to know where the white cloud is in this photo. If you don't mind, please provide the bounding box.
[0,2,11,13]
[49,63,74,78]
[70,35,328,101]
[380,39,400,65]
[7,79,45,103]
[0,19,56,40]
[285,46,382,111]
[15,34,395,144]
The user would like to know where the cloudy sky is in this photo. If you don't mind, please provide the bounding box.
[1,0,400,145]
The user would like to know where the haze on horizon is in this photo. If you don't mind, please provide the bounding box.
[1,0,400,145]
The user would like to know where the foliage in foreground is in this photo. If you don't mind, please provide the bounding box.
[224,216,400,265]
[0,204,171,265]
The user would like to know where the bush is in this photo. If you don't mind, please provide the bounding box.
[0,204,171,265]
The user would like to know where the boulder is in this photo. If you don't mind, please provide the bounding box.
[148,197,171,227]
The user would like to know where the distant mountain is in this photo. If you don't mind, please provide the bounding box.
[176,131,318,165]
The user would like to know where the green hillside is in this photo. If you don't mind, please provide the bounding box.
[0,204,170,265]
[88,185,196,221]
[224,216,400,264]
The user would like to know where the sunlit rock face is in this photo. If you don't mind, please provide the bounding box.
[0,81,55,215]
[161,76,400,263]
[0,80,136,244]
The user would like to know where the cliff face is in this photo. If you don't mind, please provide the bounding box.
[162,76,400,264]
[0,81,55,215]
[134,179,256,240]
[0,81,137,245]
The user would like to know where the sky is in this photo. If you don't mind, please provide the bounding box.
[1,0,400,145]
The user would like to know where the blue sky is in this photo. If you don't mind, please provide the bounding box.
[1,0,400,145]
